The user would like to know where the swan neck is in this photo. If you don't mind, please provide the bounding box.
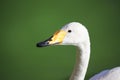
[70,43,90,80]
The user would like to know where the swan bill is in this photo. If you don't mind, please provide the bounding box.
[36,36,53,47]
[36,30,66,47]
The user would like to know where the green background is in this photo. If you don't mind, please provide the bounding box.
[1,0,120,80]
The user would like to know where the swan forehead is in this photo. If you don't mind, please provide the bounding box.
[61,22,86,31]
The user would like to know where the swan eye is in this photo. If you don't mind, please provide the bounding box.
[68,30,72,33]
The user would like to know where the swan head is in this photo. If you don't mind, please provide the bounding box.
[36,22,90,47]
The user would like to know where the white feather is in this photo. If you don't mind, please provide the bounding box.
[89,67,120,80]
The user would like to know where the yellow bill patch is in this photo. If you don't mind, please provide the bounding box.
[49,30,66,44]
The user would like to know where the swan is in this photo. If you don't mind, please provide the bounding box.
[36,22,120,80]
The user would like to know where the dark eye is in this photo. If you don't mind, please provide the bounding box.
[68,30,72,33]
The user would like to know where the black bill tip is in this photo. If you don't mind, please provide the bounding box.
[36,36,53,47]
[36,41,49,47]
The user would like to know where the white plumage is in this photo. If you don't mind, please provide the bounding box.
[36,22,120,80]
[90,67,120,80]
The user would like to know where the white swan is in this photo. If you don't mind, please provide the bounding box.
[36,22,120,80]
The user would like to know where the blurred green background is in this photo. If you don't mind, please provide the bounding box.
[1,0,120,80]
